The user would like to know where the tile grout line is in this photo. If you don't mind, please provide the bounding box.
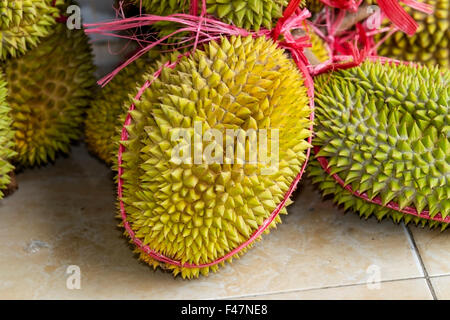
[218,276,428,300]
[403,224,437,300]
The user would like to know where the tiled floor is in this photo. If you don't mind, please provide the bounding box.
[0,146,447,300]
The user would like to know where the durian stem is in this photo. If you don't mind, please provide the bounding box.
[3,172,18,197]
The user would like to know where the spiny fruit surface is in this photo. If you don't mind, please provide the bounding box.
[309,61,449,229]
[85,52,158,165]
[308,30,329,63]
[0,72,16,198]
[132,0,289,31]
[119,35,312,278]
[375,0,449,68]
[0,0,64,60]
[3,23,96,167]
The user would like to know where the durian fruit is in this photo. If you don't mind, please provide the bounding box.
[0,0,64,60]
[309,31,329,63]
[2,23,96,166]
[85,51,162,165]
[309,60,449,229]
[0,71,16,198]
[374,0,449,68]
[119,35,312,278]
[131,0,290,31]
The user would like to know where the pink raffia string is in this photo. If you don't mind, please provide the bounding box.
[320,0,362,11]
[310,0,432,68]
[109,1,316,269]
[377,0,432,35]
[318,0,432,35]
[312,56,449,224]
[85,14,263,87]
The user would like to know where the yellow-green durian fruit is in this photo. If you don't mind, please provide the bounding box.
[131,0,290,31]
[2,23,96,167]
[0,0,64,60]
[306,30,330,64]
[375,0,449,68]
[119,35,312,278]
[85,52,160,165]
[0,71,16,198]
[309,61,449,229]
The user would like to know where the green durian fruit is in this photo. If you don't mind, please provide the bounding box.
[309,60,449,229]
[85,52,159,165]
[131,0,290,31]
[119,35,312,278]
[0,0,64,60]
[374,0,449,68]
[0,71,16,198]
[2,23,96,167]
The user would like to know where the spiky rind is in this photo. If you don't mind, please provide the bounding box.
[0,72,16,198]
[0,0,64,60]
[3,23,96,167]
[132,0,289,31]
[119,35,311,278]
[309,31,330,63]
[375,0,449,68]
[310,61,449,228]
[85,52,159,165]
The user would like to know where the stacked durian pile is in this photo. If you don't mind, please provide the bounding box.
[82,0,448,278]
[1,0,447,279]
[0,0,95,197]
[370,0,449,68]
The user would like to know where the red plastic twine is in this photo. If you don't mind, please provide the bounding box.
[321,0,363,11]
[313,56,449,224]
[112,0,315,268]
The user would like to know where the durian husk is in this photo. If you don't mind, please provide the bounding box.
[372,0,449,68]
[119,35,312,278]
[2,23,96,167]
[0,71,16,199]
[0,0,64,60]
[309,60,449,230]
[2,172,18,197]
[85,51,159,165]
[130,0,290,31]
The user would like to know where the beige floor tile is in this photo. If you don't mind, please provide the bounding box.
[430,276,450,300]
[409,226,450,277]
[0,146,423,300]
[240,278,432,300]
